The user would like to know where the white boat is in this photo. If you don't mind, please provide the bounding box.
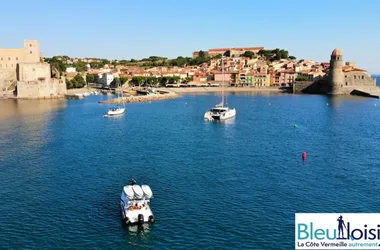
[120,180,155,225]
[204,56,236,121]
[104,81,126,117]
[106,105,125,116]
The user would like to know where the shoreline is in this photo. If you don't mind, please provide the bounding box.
[163,86,291,93]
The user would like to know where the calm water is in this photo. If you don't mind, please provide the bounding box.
[1,90,380,249]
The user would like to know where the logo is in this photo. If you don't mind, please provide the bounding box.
[295,213,380,249]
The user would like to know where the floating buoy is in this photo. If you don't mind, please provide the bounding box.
[185,102,187,104]
[269,102,271,105]
[302,152,307,161]
[294,124,298,128]
[327,103,329,106]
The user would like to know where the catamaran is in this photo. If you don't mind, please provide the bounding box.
[204,56,236,121]
[104,81,125,117]
[120,179,155,225]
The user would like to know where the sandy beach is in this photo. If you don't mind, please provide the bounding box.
[164,86,291,93]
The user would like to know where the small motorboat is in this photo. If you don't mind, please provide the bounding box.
[120,179,155,225]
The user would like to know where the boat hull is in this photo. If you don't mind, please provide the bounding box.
[205,108,236,121]
[120,202,155,225]
[107,108,125,116]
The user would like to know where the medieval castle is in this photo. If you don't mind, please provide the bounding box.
[0,40,66,99]
[329,48,376,95]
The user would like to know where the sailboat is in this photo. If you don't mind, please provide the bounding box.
[204,56,236,121]
[104,79,126,117]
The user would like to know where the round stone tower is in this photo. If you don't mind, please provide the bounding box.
[329,48,344,94]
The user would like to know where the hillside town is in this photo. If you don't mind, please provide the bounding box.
[49,46,373,90]
[0,41,376,99]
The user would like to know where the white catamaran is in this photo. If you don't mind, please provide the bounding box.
[204,56,236,121]
[104,80,125,117]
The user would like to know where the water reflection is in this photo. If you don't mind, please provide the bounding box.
[326,95,370,108]
[0,99,67,159]
[0,99,67,119]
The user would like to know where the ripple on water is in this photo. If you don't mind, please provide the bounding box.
[1,94,380,249]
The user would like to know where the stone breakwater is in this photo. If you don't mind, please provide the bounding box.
[98,91,180,104]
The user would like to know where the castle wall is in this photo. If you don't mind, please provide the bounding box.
[17,63,51,82]
[0,69,17,92]
[17,79,66,99]
[0,40,40,70]
[343,72,376,87]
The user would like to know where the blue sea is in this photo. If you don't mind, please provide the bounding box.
[1,88,380,249]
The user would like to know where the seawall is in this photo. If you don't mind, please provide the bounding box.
[99,91,180,104]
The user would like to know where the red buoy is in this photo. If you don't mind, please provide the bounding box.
[302,152,307,160]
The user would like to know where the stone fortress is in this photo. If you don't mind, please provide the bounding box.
[0,40,66,99]
[296,48,378,97]
[329,48,376,95]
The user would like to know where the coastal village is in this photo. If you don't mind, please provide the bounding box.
[0,40,377,99]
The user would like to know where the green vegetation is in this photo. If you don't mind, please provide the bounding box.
[86,74,95,83]
[258,49,295,61]
[242,51,254,59]
[44,56,67,74]
[295,75,310,81]
[128,76,190,87]
[66,74,86,89]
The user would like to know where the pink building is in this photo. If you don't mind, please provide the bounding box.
[275,70,297,85]
[214,72,233,82]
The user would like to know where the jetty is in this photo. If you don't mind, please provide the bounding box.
[98,90,180,104]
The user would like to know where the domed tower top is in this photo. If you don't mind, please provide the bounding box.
[331,48,343,61]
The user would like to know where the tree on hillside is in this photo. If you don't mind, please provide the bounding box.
[86,74,95,83]
[242,51,254,59]
[45,56,67,74]
[73,61,87,72]
[289,56,296,60]
[72,74,86,88]
[198,50,206,58]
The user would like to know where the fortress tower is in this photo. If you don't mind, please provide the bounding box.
[329,48,344,94]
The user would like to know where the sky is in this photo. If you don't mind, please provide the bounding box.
[1,0,380,73]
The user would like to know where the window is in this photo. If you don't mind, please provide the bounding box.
[354,75,356,79]
[0,58,2,61]
[346,82,348,86]
[362,76,364,79]
[30,44,32,47]
[16,57,18,60]
[8,57,10,60]
[345,75,347,78]
[30,51,32,54]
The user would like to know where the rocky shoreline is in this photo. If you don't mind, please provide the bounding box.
[98,91,180,104]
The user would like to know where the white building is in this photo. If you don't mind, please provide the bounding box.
[97,73,114,87]
[66,67,76,73]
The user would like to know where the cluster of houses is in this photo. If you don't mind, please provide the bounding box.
[62,47,365,88]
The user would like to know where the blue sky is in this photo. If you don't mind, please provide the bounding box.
[1,0,379,73]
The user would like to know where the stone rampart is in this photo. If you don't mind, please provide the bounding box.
[0,69,17,92]
[17,80,67,99]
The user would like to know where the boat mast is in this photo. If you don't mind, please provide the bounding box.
[221,55,224,107]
